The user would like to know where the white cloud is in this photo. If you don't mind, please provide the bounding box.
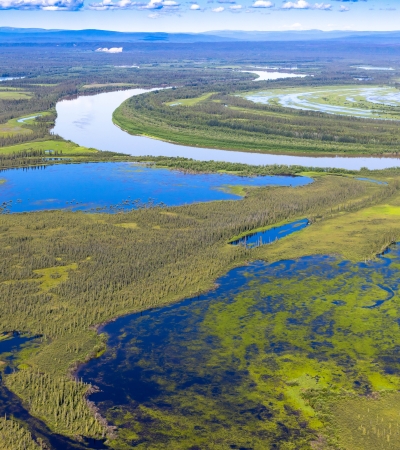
[251,0,273,7]
[314,2,330,9]
[339,4,349,11]
[89,0,178,9]
[95,47,123,53]
[0,0,82,9]
[143,0,179,8]
[282,0,331,9]
[89,0,139,9]
[229,4,241,8]
[190,3,200,8]
[212,5,223,11]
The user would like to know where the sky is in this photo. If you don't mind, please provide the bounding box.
[0,0,398,32]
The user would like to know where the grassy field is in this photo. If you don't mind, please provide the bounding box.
[0,118,33,137]
[0,170,399,446]
[0,140,98,156]
[0,90,32,100]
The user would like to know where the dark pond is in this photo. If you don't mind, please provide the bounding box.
[0,162,312,213]
[0,333,107,449]
[78,245,400,448]
[230,218,309,248]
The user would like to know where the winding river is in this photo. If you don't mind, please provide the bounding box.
[53,89,400,170]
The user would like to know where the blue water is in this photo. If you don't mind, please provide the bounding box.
[53,89,400,170]
[0,332,40,373]
[230,218,309,248]
[17,115,41,123]
[355,177,388,185]
[0,162,312,213]
[78,245,400,448]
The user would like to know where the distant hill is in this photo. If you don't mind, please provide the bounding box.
[0,29,235,44]
[0,28,399,44]
[206,30,400,42]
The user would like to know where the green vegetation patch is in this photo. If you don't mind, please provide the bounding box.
[0,140,98,156]
[34,263,78,291]
[328,393,400,449]
[166,92,215,106]
[0,90,32,100]
[0,417,40,449]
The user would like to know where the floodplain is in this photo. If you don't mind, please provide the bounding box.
[243,85,400,120]
[1,35,400,449]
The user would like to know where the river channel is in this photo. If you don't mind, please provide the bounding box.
[53,89,400,170]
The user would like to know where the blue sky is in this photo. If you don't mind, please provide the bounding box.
[0,0,398,32]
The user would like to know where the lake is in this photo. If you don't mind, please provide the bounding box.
[78,244,400,448]
[52,89,400,170]
[0,162,312,213]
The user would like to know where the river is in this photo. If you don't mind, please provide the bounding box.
[52,89,400,170]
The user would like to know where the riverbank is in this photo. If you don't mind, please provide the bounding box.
[52,88,400,170]
[113,85,400,158]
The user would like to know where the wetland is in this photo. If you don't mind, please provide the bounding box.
[2,39,400,449]
[79,244,400,449]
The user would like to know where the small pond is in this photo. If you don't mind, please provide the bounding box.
[78,245,400,448]
[0,162,311,213]
[230,218,309,248]
[0,332,40,374]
